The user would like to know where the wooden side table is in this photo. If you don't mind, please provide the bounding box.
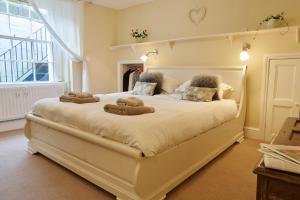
[253,117,300,200]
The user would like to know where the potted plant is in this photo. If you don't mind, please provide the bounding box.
[130,29,148,43]
[260,12,286,29]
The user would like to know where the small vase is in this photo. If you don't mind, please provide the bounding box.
[265,19,283,29]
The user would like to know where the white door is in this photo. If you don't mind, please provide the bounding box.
[265,59,300,141]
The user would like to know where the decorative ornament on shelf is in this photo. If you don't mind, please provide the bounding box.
[252,11,289,42]
[260,12,288,29]
[188,5,206,26]
[130,29,148,43]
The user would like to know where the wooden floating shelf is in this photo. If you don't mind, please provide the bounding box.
[110,26,300,51]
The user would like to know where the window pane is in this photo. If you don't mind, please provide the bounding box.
[0,38,11,55]
[15,43,22,60]
[25,41,32,60]
[29,41,47,62]
[10,16,30,37]
[0,3,52,83]
[32,42,38,61]
[8,3,18,15]
[0,0,6,14]
[8,3,29,18]
[22,62,33,81]
[12,39,20,46]
[0,14,9,35]
[3,60,13,82]
[21,41,28,60]
[31,21,44,34]
[0,61,7,82]
[35,62,49,81]
[30,9,40,21]
[20,6,29,18]
[16,61,23,77]
[30,26,51,42]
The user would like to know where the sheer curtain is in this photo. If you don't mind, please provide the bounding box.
[30,0,90,92]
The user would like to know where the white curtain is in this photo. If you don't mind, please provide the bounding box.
[30,0,90,92]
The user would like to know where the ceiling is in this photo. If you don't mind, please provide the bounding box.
[91,0,154,10]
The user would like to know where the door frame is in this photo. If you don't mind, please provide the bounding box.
[260,53,300,141]
[117,60,145,92]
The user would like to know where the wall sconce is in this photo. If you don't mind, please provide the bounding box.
[240,43,251,61]
[140,49,158,62]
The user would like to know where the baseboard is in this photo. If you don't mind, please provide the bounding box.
[244,126,264,141]
[0,119,25,133]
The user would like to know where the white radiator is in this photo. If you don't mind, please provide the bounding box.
[0,83,64,122]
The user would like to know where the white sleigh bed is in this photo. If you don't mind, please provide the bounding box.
[25,65,247,200]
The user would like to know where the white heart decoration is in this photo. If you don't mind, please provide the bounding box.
[188,6,206,25]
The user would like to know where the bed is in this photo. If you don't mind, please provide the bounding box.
[25,65,247,200]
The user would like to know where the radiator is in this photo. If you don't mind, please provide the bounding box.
[0,83,64,122]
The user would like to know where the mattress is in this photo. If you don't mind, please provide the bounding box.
[31,92,238,157]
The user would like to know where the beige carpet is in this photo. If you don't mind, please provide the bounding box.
[0,132,261,200]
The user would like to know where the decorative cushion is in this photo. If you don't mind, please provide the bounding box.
[182,86,218,102]
[162,76,182,94]
[174,80,191,93]
[190,75,220,100]
[219,83,234,99]
[139,72,163,94]
[132,81,157,96]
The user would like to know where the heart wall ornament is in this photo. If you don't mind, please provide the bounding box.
[188,6,207,26]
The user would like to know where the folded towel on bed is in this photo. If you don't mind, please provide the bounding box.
[116,97,144,107]
[104,104,155,115]
[60,94,100,104]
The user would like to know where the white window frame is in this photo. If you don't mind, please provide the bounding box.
[0,0,54,84]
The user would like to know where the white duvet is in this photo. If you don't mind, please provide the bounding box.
[31,92,238,157]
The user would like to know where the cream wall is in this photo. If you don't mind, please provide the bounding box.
[84,3,116,93]
[84,0,300,131]
[114,0,300,130]
[116,0,300,43]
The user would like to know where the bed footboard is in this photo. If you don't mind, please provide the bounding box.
[25,113,244,200]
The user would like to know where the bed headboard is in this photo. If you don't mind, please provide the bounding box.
[145,66,247,103]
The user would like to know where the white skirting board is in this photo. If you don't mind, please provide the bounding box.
[0,119,25,133]
[244,126,263,140]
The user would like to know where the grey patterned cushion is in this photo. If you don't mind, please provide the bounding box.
[132,82,157,96]
[139,72,163,95]
[190,74,220,100]
[182,86,217,102]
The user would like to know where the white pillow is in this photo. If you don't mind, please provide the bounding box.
[162,76,182,94]
[219,83,234,99]
[174,80,191,93]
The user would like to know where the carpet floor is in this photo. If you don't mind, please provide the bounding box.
[0,132,261,200]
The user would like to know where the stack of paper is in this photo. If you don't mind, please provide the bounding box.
[259,144,300,174]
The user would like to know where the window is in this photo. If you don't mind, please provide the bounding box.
[0,1,6,13]
[0,0,53,83]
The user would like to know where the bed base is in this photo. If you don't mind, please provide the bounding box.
[25,113,244,200]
